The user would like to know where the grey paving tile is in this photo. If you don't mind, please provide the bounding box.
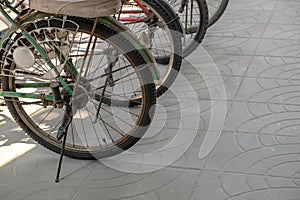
[148,97,229,135]
[246,56,300,79]
[207,54,252,77]
[0,108,20,134]
[195,76,241,101]
[190,170,228,200]
[271,0,300,25]
[255,38,300,57]
[185,54,251,77]
[234,77,300,104]
[246,174,269,190]
[222,172,300,200]
[155,170,201,200]
[1,182,79,200]
[219,9,273,24]
[170,131,208,169]
[203,132,299,172]
[0,155,95,200]
[229,188,300,200]
[218,172,252,196]
[148,97,208,130]
[235,109,300,135]
[207,22,267,38]
[120,192,159,200]
[203,36,260,56]
[223,101,300,134]
[262,24,300,40]
[204,133,300,178]
[74,167,201,200]
[202,132,243,171]
[164,66,242,101]
[195,100,231,131]
[191,169,300,200]
[229,0,278,11]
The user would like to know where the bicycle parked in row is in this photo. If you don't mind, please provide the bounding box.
[1,0,160,164]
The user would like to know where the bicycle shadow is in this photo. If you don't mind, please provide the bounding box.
[0,105,97,181]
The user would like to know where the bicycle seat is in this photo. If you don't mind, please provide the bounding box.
[30,0,121,18]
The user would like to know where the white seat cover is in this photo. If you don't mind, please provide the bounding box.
[30,0,121,18]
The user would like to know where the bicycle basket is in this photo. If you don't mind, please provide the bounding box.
[29,0,121,18]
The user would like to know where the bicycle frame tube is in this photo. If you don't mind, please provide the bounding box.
[118,0,153,23]
[133,0,152,16]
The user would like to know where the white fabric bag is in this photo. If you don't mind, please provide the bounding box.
[30,0,121,18]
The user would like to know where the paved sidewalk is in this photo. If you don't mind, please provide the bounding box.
[1,0,300,199]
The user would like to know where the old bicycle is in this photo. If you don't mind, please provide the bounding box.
[0,0,159,162]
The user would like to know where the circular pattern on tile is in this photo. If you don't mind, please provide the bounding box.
[292,172,300,186]
[218,144,300,199]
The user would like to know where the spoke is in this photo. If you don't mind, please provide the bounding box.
[94,71,137,91]
[98,116,125,138]
[86,109,103,147]
[83,36,98,78]
[86,105,125,138]
[37,107,55,126]
[104,89,142,100]
[87,64,132,82]
[70,122,75,147]
[78,109,89,147]
[29,106,45,117]
[91,100,137,126]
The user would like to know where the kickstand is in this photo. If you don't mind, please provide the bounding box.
[54,95,72,183]
[55,129,68,183]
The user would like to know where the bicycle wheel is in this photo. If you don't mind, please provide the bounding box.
[119,0,183,97]
[168,0,208,57]
[1,16,156,159]
[207,0,229,27]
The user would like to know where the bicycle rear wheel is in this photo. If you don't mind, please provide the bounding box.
[1,16,156,159]
[168,0,208,57]
[207,0,229,27]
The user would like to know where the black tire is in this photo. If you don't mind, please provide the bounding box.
[207,0,229,27]
[2,16,156,159]
[168,0,208,57]
[120,0,183,97]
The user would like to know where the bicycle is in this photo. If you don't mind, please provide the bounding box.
[0,0,159,162]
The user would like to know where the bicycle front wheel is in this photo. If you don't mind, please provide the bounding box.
[120,0,183,97]
[207,0,229,27]
[168,0,208,57]
[2,16,156,159]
